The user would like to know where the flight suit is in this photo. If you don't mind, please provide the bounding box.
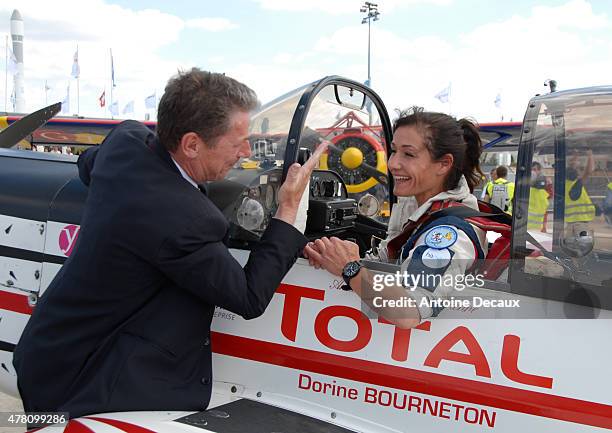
[390,177,488,320]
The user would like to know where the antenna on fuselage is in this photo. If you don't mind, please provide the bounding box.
[544,79,558,93]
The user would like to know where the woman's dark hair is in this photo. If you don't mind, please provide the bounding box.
[392,107,483,192]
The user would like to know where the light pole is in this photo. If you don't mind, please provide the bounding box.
[360,2,380,88]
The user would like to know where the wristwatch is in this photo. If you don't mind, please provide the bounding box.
[342,261,362,287]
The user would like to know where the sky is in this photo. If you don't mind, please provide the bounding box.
[0,0,611,123]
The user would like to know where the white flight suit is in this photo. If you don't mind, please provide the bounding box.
[380,176,488,320]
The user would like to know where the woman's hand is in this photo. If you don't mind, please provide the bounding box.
[306,237,420,329]
[304,237,360,276]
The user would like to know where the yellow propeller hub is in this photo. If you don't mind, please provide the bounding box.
[341,147,364,170]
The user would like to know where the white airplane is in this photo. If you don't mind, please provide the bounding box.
[0,77,611,432]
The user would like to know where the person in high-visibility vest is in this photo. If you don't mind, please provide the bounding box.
[565,149,595,229]
[480,168,497,200]
[528,162,550,231]
[484,165,515,214]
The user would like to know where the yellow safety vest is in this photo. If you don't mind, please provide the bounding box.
[487,178,515,214]
[528,187,549,230]
[481,181,494,199]
[565,180,595,223]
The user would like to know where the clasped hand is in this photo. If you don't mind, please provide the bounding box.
[304,237,360,276]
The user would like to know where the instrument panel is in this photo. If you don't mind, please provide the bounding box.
[307,170,356,234]
[309,170,348,200]
[231,170,282,236]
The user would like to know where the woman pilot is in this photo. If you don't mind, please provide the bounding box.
[304,108,487,329]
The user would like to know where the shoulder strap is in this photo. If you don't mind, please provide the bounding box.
[422,201,512,225]
[401,214,485,262]
[399,201,512,261]
[387,200,505,261]
[386,200,453,260]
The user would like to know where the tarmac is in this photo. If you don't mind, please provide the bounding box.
[0,393,24,433]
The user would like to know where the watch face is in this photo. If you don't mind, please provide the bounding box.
[344,261,361,278]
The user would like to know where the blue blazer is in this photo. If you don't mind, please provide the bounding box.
[14,120,307,418]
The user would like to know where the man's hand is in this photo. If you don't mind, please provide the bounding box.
[304,237,360,276]
[275,141,328,225]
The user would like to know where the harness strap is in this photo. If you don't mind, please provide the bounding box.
[387,200,512,263]
[400,215,485,262]
[386,199,456,260]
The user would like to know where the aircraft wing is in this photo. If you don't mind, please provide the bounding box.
[33,399,357,432]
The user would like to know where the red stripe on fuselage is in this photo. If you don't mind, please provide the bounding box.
[85,417,157,433]
[2,289,611,429]
[0,290,33,315]
[211,331,612,430]
[62,420,95,433]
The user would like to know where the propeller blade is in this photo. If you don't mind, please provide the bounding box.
[360,162,389,185]
[327,143,389,185]
[0,102,62,149]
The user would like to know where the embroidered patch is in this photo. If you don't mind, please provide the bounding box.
[424,225,458,249]
[421,247,452,269]
[405,245,455,292]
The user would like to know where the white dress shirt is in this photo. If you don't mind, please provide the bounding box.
[171,157,199,190]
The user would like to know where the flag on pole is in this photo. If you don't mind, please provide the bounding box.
[7,46,17,75]
[494,92,502,108]
[110,101,118,116]
[61,86,70,114]
[110,49,116,87]
[122,100,134,114]
[44,81,51,92]
[435,83,451,103]
[144,93,156,109]
[71,47,80,79]
[10,87,16,111]
[99,90,106,107]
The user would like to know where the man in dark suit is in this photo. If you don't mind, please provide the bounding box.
[14,69,325,418]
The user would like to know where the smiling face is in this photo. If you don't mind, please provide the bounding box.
[174,110,252,183]
[388,125,452,205]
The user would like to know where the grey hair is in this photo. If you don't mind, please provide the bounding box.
[156,68,259,151]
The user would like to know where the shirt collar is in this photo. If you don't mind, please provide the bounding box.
[171,157,199,190]
[407,175,478,222]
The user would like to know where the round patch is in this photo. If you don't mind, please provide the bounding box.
[421,247,452,269]
[424,225,458,249]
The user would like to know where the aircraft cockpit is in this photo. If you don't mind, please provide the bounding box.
[203,80,612,313]
[207,77,392,253]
